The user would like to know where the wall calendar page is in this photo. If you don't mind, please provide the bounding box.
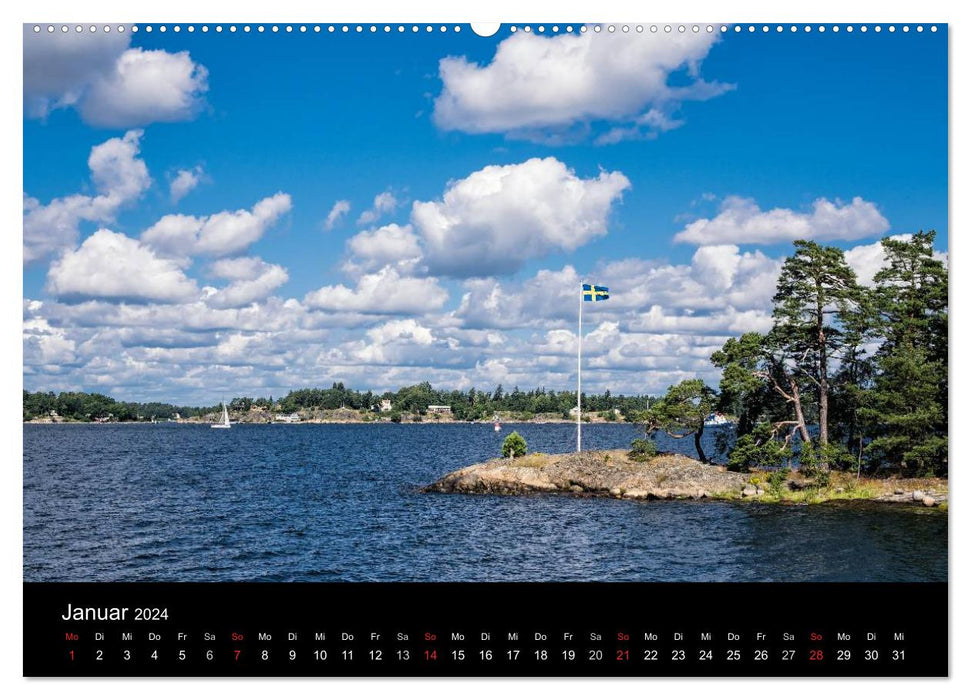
[21,17,949,680]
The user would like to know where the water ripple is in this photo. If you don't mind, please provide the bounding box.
[23,423,946,582]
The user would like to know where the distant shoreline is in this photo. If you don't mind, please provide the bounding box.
[23,417,627,426]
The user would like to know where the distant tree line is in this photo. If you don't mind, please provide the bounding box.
[643,232,947,477]
[247,382,653,422]
[24,384,654,424]
[22,391,215,422]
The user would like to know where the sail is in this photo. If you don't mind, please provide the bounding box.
[212,402,232,428]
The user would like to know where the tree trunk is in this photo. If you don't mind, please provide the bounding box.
[845,364,858,452]
[694,426,707,464]
[790,377,811,444]
[818,328,829,469]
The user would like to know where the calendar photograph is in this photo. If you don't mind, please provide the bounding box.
[23,21,947,590]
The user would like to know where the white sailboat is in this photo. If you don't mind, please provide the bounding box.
[493,413,502,432]
[211,402,231,429]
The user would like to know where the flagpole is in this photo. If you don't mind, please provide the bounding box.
[577,282,582,453]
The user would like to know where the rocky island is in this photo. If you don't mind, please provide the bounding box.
[422,449,948,507]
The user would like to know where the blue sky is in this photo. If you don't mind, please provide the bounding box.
[23,24,948,403]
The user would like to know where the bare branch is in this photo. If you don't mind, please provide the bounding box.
[754,369,796,403]
[790,362,822,388]
[664,431,692,439]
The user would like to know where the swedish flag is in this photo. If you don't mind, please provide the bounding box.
[582,283,609,301]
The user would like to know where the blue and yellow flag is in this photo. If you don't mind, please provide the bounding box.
[582,283,609,301]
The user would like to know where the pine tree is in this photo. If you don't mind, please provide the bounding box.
[712,332,785,438]
[861,231,948,474]
[827,286,877,466]
[642,379,716,462]
[772,240,863,469]
[711,330,812,461]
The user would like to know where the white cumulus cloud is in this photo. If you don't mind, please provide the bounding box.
[205,257,290,308]
[357,190,398,226]
[844,234,948,286]
[344,224,423,276]
[673,195,890,245]
[455,266,581,329]
[141,193,292,259]
[304,265,449,315]
[412,157,630,277]
[844,238,899,287]
[367,318,436,347]
[169,166,205,203]
[24,130,151,264]
[23,313,77,366]
[323,199,351,230]
[23,28,208,127]
[47,229,199,303]
[434,30,731,142]
[453,245,782,334]
[23,28,129,117]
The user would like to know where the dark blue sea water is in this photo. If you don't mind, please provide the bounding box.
[23,423,947,582]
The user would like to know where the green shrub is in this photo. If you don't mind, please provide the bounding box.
[726,423,794,472]
[799,440,852,476]
[798,440,819,475]
[628,438,658,462]
[822,442,857,471]
[502,431,527,458]
[813,470,832,489]
[766,468,791,496]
